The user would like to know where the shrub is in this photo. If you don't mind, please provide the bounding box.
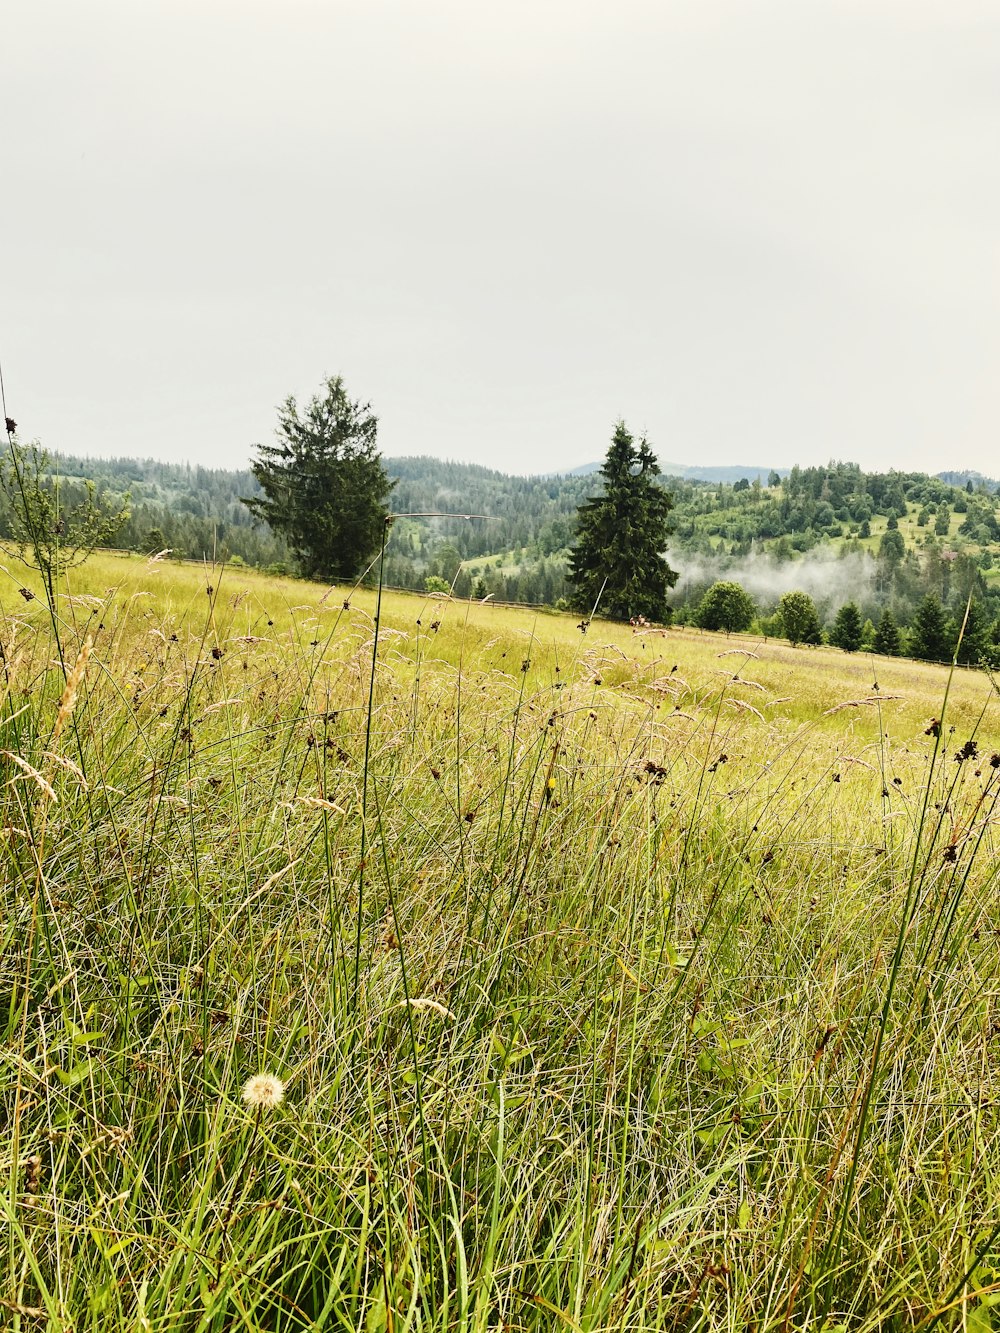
[696,581,756,633]
[779,590,823,647]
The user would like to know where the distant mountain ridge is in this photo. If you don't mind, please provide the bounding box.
[563,461,999,491]
[936,469,999,492]
[563,460,789,485]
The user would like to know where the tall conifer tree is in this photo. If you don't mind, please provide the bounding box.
[872,608,902,656]
[245,376,392,581]
[955,598,993,666]
[830,601,863,652]
[568,422,677,621]
[910,594,952,662]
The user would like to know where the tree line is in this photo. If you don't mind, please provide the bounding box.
[688,579,998,665]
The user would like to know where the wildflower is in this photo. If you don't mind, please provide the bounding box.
[242,1074,284,1110]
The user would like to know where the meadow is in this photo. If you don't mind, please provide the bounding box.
[2,551,1000,1331]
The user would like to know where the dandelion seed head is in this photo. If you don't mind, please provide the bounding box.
[242,1073,284,1109]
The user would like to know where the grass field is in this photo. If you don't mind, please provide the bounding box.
[3,551,1000,1330]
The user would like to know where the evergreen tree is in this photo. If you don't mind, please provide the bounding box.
[697,580,755,633]
[955,598,994,667]
[778,590,823,647]
[568,422,676,621]
[872,608,902,656]
[245,376,393,580]
[452,568,472,598]
[829,601,863,652]
[909,594,952,662]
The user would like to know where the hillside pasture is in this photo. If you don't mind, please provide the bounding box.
[2,553,1000,1330]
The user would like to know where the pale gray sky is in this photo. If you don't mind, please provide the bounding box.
[4,1,998,476]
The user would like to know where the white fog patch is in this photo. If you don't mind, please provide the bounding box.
[668,547,877,614]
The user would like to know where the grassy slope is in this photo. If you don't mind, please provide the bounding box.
[2,552,1000,1331]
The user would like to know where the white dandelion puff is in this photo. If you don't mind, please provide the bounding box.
[241,1073,285,1110]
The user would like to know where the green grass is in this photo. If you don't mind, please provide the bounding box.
[2,552,1000,1330]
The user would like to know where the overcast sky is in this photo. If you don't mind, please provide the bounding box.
[4,1,998,477]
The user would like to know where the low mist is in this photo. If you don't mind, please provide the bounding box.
[668,547,877,617]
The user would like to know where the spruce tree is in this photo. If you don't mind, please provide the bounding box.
[909,594,952,662]
[872,608,902,656]
[829,601,863,652]
[955,598,993,667]
[568,422,676,621]
[245,376,393,581]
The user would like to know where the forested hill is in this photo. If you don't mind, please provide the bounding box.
[4,453,1000,651]
[33,452,603,570]
[43,453,291,569]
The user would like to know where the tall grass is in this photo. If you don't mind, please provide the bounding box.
[2,553,999,1330]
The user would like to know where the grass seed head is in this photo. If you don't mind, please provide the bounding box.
[53,634,93,743]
